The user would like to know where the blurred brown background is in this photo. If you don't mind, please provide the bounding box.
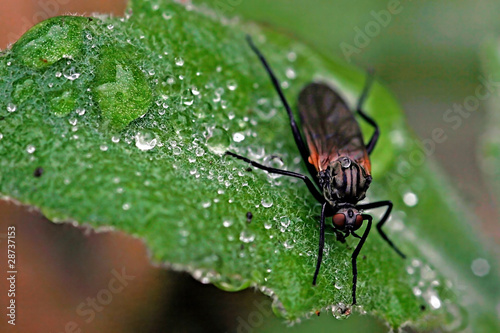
[0,0,499,332]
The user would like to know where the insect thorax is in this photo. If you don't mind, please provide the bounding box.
[319,157,372,205]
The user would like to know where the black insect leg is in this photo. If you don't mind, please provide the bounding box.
[356,200,406,259]
[313,202,327,285]
[246,36,319,184]
[351,214,372,305]
[225,151,324,203]
[355,70,379,155]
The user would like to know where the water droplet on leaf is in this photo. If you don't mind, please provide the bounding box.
[239,231,255,243]
[206,126,230,155]
[7,103,17,112]
[135,132,157,151]
[261,198,273,208]
[26,145,36,154]
[233,132,245,143]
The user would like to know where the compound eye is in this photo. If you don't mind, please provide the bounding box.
[333,213,346,229]
[354,214,364,230]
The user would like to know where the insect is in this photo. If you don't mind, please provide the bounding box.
[226,36,406,305]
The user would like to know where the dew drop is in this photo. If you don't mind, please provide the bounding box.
[334,282,343,290]
[182,88,194,106]
[429,295,441,309]
[135,132,157,151]
[212,92,221,103]
[239,231,255,243]
[63,67,81,81]
[162,11,173,20]
[284,240,294,249]
[202,201,211,208]
[227,80,238,91]
[191,86,200,96]
[100,145,108,151]
[26,145,36,154]
[340,157,351,168]
[0,133,3,140]
[390,130,405,147]
[261,198,273,208]
[175,57,184,66]
[471,258,490,277]
[7,103,17,112]
[285,68,296,79]
[264,222,272,230]
[403,192,418,207]
[248,146,266,159]
[112,136,120,143]
[280,216,290,228]
[122,203,131,210]
[233,132,245,143]
[172,147,181,155]
[202,129,226,156]
[223,220,233,228]
[195,147,205,157]
[264,155,285,179]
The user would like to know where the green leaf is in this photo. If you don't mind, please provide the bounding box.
[11,16,87,69]
[1,1,499,331]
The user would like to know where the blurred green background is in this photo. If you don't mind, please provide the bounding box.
[1,0,499,332]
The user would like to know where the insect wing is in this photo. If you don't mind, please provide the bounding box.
[298,83,371,173]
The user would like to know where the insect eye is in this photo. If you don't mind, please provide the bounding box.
[332,214,346,229]
[354,214,364,230]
